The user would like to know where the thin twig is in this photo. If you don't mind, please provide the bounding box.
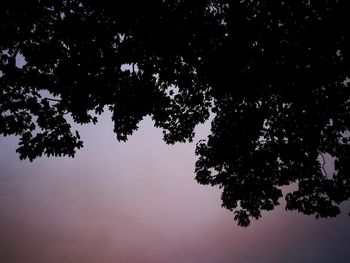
[45,97,61,102]
[320,152,328,177]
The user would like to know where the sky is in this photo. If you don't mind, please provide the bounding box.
[1,112,350,263]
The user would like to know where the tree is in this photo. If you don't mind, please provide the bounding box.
[1,0,349,226]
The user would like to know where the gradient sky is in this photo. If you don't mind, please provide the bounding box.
[1,112,350,263]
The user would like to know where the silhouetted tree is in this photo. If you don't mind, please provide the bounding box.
[1,0,349,226]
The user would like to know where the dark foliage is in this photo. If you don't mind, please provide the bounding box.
[1,0,350,226]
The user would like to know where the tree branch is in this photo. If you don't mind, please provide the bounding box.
[319,152,328,178]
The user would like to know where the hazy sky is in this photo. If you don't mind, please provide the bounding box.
[1,113,350,263]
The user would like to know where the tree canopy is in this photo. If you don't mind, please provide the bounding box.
[1,0,350,226]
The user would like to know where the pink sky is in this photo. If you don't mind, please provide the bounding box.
[1,113,349,262]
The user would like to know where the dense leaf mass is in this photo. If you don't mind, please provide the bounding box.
[1,0,350,226]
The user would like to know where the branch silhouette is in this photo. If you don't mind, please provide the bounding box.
[1,0,349,226]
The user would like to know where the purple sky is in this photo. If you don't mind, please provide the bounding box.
[1,113,350,262]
